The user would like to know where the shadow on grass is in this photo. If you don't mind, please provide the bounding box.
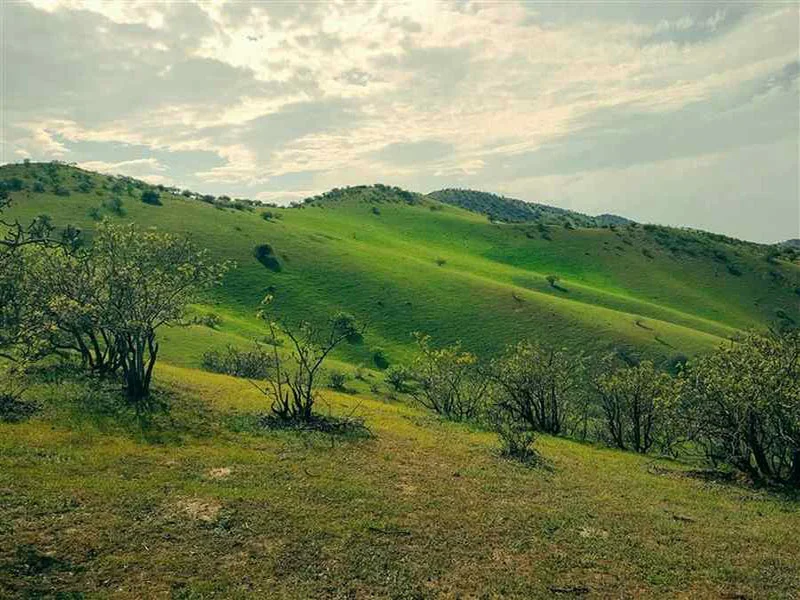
[646,462,800,501]
[0,395,41,423]
[61,380,216,444]
[224,410,373,444]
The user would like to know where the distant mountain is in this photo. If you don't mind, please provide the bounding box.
[778,238,800,249]
[428,188,632,228]
[596,213,634,227]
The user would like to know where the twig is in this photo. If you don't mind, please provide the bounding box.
[367,526,411,536]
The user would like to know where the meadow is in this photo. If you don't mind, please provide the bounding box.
[2,163,797,371]
[2,366,799,598]
[1,162,799,598]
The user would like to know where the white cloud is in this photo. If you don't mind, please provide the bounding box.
[78,157,166,175]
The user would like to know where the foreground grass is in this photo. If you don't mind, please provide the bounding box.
[2,365,798,598]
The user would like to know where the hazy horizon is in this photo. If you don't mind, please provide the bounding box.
[3,0,798,243]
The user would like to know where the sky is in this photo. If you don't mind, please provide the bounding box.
[2,0,798,243]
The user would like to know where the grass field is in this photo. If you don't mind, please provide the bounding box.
[2,162,799,598]
[2,366,799,599]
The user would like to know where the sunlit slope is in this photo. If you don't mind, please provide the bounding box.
[3,163,797,368]
[3,364,798,597]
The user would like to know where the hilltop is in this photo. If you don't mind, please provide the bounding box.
[1,161,798,371]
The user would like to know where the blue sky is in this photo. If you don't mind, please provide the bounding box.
[2,0,798,242]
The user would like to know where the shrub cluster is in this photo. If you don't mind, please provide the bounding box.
[402,329,800,484]
[202,344,273,380]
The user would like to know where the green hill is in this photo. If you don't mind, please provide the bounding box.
[3,161,800,598]
[2,161,798,372]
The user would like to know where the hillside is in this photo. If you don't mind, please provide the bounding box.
[2,365,798,598]
[1,162,798,372]
[428,188,632,227]
[3,161,800,598]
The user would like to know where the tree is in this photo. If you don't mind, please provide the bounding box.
[489,401,539,464]
[18,221,228,401]
[254,297,364,421]
[678,330,800,486]
[595,360,675,454]
[141,189,161,206]
[20,245,119,372]
[408,333,488,421]
[490,341,583,435]
[0,196,77,361]
[92,222,228,401]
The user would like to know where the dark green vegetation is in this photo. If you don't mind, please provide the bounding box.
[2,161,799,597]
[430,188,632,227]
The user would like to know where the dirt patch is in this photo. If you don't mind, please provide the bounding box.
[578,527,609,539]
[398,481,418,495]
[175,498,222,522]
[207,467,233,479]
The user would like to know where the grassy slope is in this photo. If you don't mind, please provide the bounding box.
[3,163,798,371]
[3,164,800,598]
[1,367,798,598]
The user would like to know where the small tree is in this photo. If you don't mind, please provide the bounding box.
[385,364,410,393]
[490,341,583,435]
[545,274,559,288]
[595,360,675,454]
[255,297,364,421]
[141,189,161,206]
[489,403,539,464]
[408,333,488,421]
[94,222,228,401]
[678,330,800,486]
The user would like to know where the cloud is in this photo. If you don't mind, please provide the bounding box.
[3,0,798,242]
[372,141,454,165]
[78,158,166,175]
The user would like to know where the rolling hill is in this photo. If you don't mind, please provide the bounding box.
[2,161,798,372]
[3,161,800,598]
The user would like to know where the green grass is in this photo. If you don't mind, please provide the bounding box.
[1,366,798,598]
[3,162,798,372]
[3,163,799,597]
